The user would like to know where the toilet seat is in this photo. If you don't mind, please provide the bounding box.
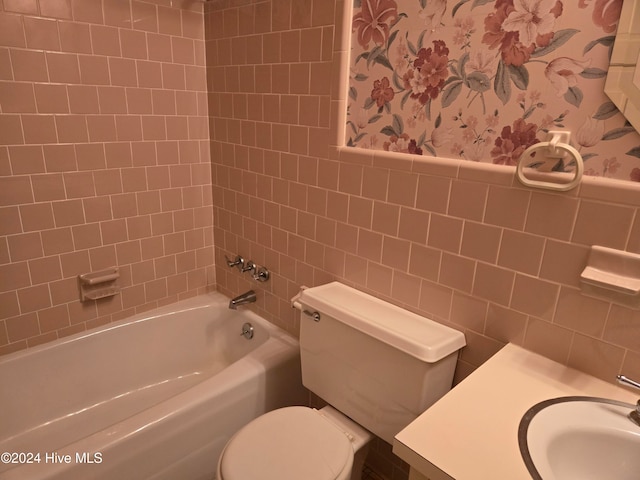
[218,406,354,480]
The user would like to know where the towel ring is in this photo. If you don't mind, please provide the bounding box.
[516,141,584,192]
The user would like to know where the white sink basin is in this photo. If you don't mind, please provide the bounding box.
[519,397,640,480]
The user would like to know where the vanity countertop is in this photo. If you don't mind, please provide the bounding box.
[393,343,638,480]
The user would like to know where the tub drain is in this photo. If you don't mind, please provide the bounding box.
[240,322,254,340]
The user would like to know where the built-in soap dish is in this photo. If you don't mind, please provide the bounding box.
[78,267,120,301]
[580,246,640,308]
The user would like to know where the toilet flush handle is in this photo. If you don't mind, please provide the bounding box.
[302,310,321,322]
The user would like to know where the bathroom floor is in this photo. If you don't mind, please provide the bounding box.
[362,466,387,480]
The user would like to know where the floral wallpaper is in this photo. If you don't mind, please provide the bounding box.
[347,0,640,182]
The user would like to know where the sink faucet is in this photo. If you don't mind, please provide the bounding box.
[228,290,256,310]
[616,374,640,427]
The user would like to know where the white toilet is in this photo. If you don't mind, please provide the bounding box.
[217,282,466,480]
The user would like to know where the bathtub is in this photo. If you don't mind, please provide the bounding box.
[0,292,307,480]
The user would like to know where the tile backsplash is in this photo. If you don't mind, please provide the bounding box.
[206,0,640,386]
[1,0,639,389]
[0,0,214,355]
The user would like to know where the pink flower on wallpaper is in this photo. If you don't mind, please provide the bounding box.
[403,41,450,104]
[502,0,557,46]
[544,57,590,96]
[631,168,640,182]
[383,134,423,154]
[490,118,539,165]
[353,0,399,49]
[483,0,563,66]
[371,77,395,108]
[592,0,622,33]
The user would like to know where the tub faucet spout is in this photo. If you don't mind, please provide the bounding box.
[229,290,256,309]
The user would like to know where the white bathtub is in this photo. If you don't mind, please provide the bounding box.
[0,292,307,480]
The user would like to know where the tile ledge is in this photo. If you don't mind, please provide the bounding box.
[335,146,640,204]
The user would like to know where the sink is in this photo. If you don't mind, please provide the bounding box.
[519,396,640,480]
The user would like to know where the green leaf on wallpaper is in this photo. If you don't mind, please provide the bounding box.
[375,53,394,71]
[392,71,405,91]
[442,81,463,107]
[472,0,494,7]
[387,30,400,49]
[349,86,357,101]
[627,146,640,158]
[423,143,437,156]
[367,46,383,68]
[416,29,427,51]
[583,36,615,54]
[580,68,607,79]
[602,126,636,140]
[417,131,427,148]
[420,0,427,8]
[494,60,511,105]
[564,86,583,107]
[368,114,382,124]
[406,34,417,56]
[593,101,619,120]
[400,90,412,109]
[354,74,369,81]
[353,132,368,143]
[458,52,469,82]
[347,121,357,135]
[380,126,398,137]
[530,29,579,58]
[452,0,469,17]
[363,97,376,110]
[392,114,404,135]
[435,113,442,129]
[508,64,529,90]
[466,72,491,92]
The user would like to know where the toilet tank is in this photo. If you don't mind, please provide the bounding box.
[296,282,466,444]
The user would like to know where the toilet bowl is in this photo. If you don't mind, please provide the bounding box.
[217,282,466,480]
[217,406,372,480]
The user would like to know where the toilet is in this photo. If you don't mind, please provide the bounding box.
[217,282,466,480]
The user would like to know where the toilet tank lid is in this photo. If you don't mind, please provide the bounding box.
[298,282,466,362]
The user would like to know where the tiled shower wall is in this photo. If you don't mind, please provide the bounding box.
[0,0,214,355]
[206,0,640,396]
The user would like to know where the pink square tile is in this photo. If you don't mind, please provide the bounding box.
[23,16,60,50]
[0,82,36,113]
[120,28,148,59]
[0,14,26,48]
[58,20,91,53]
[3,0,38,15]
[132,0,158,32]
[460,222,501,263]
[90,25,121,56]
[79,55,110,85]
[71,0,104,24]
[68,85,99,113]
[525,192,578,241]
[572,200,634,249]
[10,49,48,81]
[55,116,89,143]
[46,52,80,83]
[0,115,24,145]
[40,0,72,19]
[22,115,58,144]
[34,84,69,114]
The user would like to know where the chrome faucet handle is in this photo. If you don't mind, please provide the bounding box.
[225,255,244,269]
[241,260,256,273]
[617,375,640,427]
[617,375,640,390]
[252,266,270,282]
